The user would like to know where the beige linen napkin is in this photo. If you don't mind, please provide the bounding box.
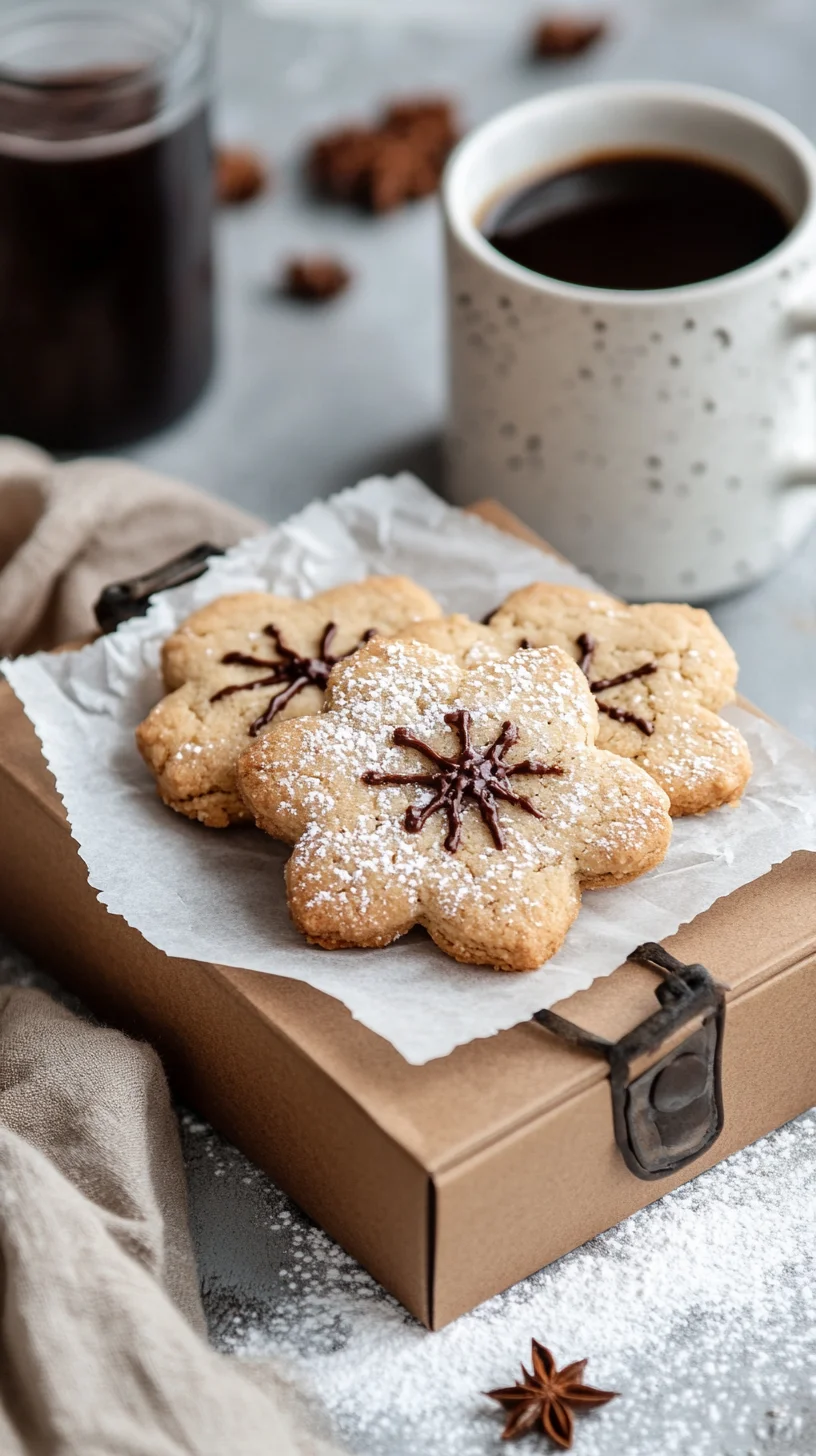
[0,441,346,1452]
[0,437,263,656]
[0,985,343,1456]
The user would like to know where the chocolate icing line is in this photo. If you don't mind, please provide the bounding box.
[576,632,657,736]
[210,621,376,735]
[362,708,563,852]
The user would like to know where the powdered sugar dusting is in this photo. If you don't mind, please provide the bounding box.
[640,711,750,790]
[242,640,670,965]
[181,1103,816,1456]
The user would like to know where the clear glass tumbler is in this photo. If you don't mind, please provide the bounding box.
[0,0,215,450]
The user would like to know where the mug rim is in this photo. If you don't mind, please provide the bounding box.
[442,80,816,306]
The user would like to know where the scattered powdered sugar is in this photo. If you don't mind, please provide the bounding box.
[637,711,750,795]
[461,640,505,667]
[4,925,815,1456]
[178,1103,816,1456]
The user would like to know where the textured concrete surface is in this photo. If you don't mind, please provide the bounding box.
[3,1,816,1451]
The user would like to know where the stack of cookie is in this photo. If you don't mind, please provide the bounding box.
[137,577,751,973]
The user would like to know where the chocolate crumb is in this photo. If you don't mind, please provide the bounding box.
[283,256,352,302]
[364,137,439,214]
[309,127,376,202]
[307,96,458,214]
[531,15,607,58]
[381,98,458,161]
[215,146,269,205]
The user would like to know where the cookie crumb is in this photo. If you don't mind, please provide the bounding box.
[307,96,458,214]
[531,15,608,58]
[283,256,352,302]
[215,146,269,205]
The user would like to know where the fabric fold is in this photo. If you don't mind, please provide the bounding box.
[0,438,262,656]
[0,987,341,1456]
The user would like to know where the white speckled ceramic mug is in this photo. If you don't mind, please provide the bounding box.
[443,82,816,601]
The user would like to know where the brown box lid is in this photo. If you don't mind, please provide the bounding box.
[1,502,815,1328]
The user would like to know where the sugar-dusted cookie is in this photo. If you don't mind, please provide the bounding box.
[136,577,441,828]
[488,584,752,817]
[390,612,508,667]
[237,637,672,972]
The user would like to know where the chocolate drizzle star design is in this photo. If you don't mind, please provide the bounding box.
[361,708,563,852]
[210,622,376,736]
[576,632,657,735]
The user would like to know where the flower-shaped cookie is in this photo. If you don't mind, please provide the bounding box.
[237,637,672,972]
[391,612,509,668]
[487,584,752,816]
[136,577,440,827]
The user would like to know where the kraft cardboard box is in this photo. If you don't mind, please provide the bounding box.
[1,502,815,1330]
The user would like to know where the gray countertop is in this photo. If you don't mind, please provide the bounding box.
[128,0,816,748]
[5,1,816,1452]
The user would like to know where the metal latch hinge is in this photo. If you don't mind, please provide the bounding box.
[533,943,726,1181]
[94,542,225,634]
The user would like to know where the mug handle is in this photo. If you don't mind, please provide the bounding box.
[785,304,816,487]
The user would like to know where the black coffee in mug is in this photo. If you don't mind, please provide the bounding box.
[482,151,791,290]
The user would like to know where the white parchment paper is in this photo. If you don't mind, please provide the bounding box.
[5,476,816,1064]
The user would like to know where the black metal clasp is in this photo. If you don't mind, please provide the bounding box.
[533,943,725,1181]
[94,542,225,634]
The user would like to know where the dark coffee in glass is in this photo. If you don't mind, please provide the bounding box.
[0,1,214,451]
[483,151,791,291]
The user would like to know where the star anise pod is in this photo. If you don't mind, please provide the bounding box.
[486,1341,617,1447]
